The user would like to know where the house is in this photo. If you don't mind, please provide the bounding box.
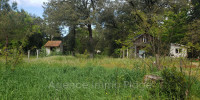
[170,43,187,58]
[133,34,188,58]
[44,41,63,55]
[133,34,154,58]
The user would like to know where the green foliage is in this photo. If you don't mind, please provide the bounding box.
[75,54,89,58]
[50,50,62,56]
[39,47,46,57]
[148,82,164,99]
[1,44,24,69]
[0,56,199,99]
[102,47,110,56]
[161,68,188,99]
[23,32,46,52]
[182,19,200,58]
[191,80,200,98]
[0,0,199,59]
[0,61,147,99]
[162,10,188,44]
[81,50,89,58]
[147,68,189,99]
[191,0,200,19]
[114,48,121,57]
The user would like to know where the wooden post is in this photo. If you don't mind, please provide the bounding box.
[156,54,160,70]
[28,50,30,61]
[120,49,122,58]
[36,49,39,59]
[127,48,129,58]
[135,46,137,58]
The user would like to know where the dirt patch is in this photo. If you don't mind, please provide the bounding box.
[192,62,200,66]
[183,65,197,68]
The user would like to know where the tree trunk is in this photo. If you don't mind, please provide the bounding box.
[5,35,8,65]
[88,24,94,58]
[72,25,76,56]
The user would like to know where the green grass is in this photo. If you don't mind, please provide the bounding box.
[0,64,148,99]
[0,56,199,99]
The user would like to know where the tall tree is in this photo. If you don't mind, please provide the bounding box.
[0,1,33,65]
[43,0,107,58]
[43,0,79,56]
[0,1,18,64]
[190,0,200,20]
[183,19,200,58]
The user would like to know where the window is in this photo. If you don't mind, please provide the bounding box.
[50,47,55,51]
[143,37,147,43]
[176,49,179,53]
[175,48,182,54]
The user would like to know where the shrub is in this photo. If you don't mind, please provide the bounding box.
[75,54,89,58]
[1,45,23,69]
[161,68,188,100]
[39,47,46,57]
[50,50,62,56]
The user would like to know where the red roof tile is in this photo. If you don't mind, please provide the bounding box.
[44,41,62,47]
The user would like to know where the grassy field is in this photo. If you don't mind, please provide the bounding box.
[0,56,199,99]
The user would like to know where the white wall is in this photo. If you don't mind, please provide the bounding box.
[46,47,51,55]
[170,44,187,58]
[46,47,62,55]
[56,47,61,52]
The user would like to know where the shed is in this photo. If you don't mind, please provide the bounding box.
[44,41,63,55]
[170,43,187,58]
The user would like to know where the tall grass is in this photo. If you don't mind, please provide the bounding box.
[0,64,148,99]
[0,56,199,99]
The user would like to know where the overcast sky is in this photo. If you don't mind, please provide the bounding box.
[9,0,49,17]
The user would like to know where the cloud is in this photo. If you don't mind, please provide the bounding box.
[10,0,49,7]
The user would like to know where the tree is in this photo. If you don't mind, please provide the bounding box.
[0,1,34,66]
[162,9,188,44]
[98,1,137,56]
[43,0,107,58]
[190,0,200,20]
[183,20,200,58]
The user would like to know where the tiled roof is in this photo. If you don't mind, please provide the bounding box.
[44,41,62,47]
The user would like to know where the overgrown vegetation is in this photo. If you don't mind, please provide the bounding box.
[1,0,200,99]
[161,68,188,99]
[0,56,199,99]
[148,68,189,100]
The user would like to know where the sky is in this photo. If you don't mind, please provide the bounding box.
[9,0,49,18]
[9,0,69,36]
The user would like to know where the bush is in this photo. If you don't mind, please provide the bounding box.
[50,50,62,56]
[161,68,188,100]
[75,54,89,58]
[39,47,46,57]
